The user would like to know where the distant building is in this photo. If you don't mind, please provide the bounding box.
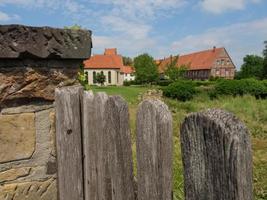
[84,48,135,85]
[122,65,135,81]
[157,47,236,80]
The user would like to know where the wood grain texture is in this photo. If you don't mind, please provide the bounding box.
[55,85,84,200]
[104,96,135,200]
[82,91,110,200]
[180,109,253,200]
[136,99,173,200]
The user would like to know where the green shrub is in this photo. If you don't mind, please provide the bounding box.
[213,79,267,98]
[123,80,132,86]
[194,80,214,87]
[162,81,197,101]
[123,80,140,86]
[156,79,173,86]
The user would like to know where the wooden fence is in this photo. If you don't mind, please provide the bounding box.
[55,86,253,200]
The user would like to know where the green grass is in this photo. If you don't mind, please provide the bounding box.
[90,85,150,104]
[89,85,267,200]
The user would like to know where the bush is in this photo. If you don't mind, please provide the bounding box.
[194,80,214,87]
[123,80,141,86]
[156,79,173,86]
[123,80,132,86]
[213,79,267,98]
[162,81,197,101]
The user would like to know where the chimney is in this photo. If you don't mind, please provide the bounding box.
[213,46,216,52]
[104,48,117,55]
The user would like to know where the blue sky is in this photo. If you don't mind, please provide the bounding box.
[1,0,267,68]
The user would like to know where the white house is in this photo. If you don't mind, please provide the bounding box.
[122,66,135,81]
[84,48,135,85]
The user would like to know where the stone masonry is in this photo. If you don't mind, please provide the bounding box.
[0,25,92,200]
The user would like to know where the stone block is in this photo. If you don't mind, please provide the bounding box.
[0,178,57,200]
[0,113,35,163]
[0,167,31,183]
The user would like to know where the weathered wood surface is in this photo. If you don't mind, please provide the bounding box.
[136,99,173,200]
[104,96,135,200]
[82,91,110,200]
[180,109,253,200]
[55,86,84,200]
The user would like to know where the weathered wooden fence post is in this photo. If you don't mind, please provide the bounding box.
[55,86,84,200]
[104,96,135,200]
[136,99,173,200]
[180,109,253,200]
[82,91,111,200]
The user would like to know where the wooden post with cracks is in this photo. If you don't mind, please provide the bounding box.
[82,91,111,200]
[103,96,135,200]
[180,109,253,200]
[136,99,173,200]
[55,86,84,200]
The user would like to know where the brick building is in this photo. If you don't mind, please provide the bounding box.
[157,47,236,80]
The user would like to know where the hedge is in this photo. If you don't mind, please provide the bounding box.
[212,79,267,98]
[162,81,196,101]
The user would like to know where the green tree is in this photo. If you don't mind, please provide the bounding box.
[134,53,159,84]
[263,41,267,79]
[95,72,106,86]
[237,55,264,79]
[164,56,188,81]
[123,56,133,66]
[77,64,88,85]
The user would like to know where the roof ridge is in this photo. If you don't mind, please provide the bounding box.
[179,47,224,57]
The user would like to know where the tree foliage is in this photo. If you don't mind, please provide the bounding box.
[134,53,158,84]
[237,55,264,79]
[95,72,106,85]
[77,64,88,85]
[164,56,188,81]
[123,56,133,66]
[263,41,267,79]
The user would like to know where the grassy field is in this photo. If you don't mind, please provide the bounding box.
[90,85,267,200]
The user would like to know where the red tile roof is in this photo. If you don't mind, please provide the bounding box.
[121,66,134,74]
[158,47,225,73]
[84,48,124,69]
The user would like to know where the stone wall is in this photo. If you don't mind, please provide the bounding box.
[0,25,92,200]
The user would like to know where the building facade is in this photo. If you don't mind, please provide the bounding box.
[84,48,134,85]
[157,47,236,80]
[122,66,135,81]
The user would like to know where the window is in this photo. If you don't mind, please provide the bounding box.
[84,71,88,84]
[108,71,111,83]
[117,71,119,83]
[93,71,96,84]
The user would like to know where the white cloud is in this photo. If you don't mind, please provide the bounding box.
[92,0,186,19]
[90,0,187,56]
[200,0,262,14]
[0,11,19,21]
[171,17,267,68]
